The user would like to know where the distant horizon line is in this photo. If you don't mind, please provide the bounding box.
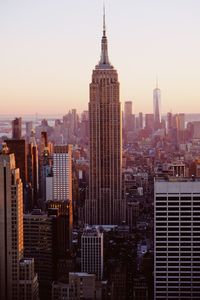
[0,113,200,116]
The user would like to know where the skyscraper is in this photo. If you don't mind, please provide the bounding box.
[154,178,200,300]
[81,226,103,280]
[138,112,143,129]
[86,9,124,225]
[27,131,39,208]
[124,101,134,131]
[0,143,24,300]
[145,113,154,132]
[19,258,39,300]
[0,143,39,300]
[51,145,73,250]
[53,145,72,202]
[24,209,56,299]
[12,117,22,140]
[6,139,28,188]
[153,82,161,131]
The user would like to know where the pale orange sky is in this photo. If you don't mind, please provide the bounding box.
[0,0,200,115]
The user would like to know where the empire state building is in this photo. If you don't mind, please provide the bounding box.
[86,11,124,225]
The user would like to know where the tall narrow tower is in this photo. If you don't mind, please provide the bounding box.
[153,79,161,130]
[86,8,124,225]
[12,117,22,140]
[0,143,24,300]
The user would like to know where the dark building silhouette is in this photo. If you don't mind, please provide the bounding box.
[6,139,27,187]
[12,117,22,139]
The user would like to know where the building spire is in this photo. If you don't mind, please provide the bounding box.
[96,2,113,69]
[103,2,106,36]
[156,75,159,89]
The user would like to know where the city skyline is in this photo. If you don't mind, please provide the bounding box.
[1,1,200,295]
[1,0,200,115]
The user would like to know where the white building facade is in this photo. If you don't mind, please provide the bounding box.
[154,178,200,300]
[53,145,72,202]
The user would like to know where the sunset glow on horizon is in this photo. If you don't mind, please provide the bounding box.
[1,0,200,115]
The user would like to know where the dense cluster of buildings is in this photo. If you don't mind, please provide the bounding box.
[0,10,200,300]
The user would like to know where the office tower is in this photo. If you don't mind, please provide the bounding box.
[54,120,63,144]
[12,117,22,139]
[0,143,24,300]
[35,119,53,140]
[0,143,39,300]
[38,131,49,199]
[26,121,33,139]
[80,110,89,141]
[71,108,79,135]
[6,139,27,187]
[167,112,173,132]
[40,147,52,202]
[86,9,124,225]
[81,226,103,280]
[47,200,73,254]
[40,131,48,150]
[154,178,200,300]
[193,122,200,139]
[62,110,79,144]
[124,101,134,131]
[53,145,72,203]
[153,83,161,130]
[24,209,55,299]
[145,114,154,132]
[139,112,143,129]
[173,113,186,144]
[19,258,39,300]
[27,130,39,208]
[175,113,185,131]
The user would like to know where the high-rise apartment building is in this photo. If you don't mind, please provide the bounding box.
[12,117,22,140]
[86,10,124,225]
[81,226,103,280]
[53,145,72,202]
[154,178,200,300]
[0,143,24,300]
[153,84,161,130]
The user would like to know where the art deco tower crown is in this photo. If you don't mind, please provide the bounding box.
[96,5,113,70]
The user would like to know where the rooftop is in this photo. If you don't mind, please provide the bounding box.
[155,176,200,183]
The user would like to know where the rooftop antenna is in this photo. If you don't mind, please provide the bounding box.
[103,1,106,36]
[156,75,158,89]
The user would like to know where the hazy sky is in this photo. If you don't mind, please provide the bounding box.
[1,0,200,115]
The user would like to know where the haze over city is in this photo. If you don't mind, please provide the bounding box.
[2,1,200,299]
[1,0,200,115]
